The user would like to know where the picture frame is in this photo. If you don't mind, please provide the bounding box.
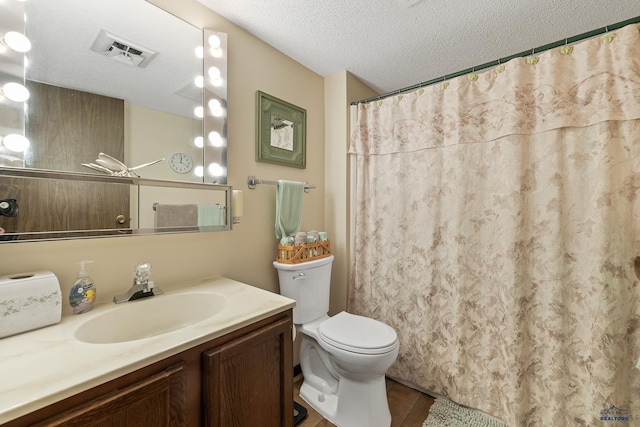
[256,91,306,168]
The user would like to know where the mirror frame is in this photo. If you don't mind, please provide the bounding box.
[0,167,232,242]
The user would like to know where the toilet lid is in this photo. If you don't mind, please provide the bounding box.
[318,311,398,355]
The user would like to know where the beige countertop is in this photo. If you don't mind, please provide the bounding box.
[0,276,295,424]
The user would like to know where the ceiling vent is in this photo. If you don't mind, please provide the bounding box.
[90,29,158,68]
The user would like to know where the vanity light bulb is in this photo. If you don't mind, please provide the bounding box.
[211,77,223,87]
[1,31,31,53]
[208,131,223,147]
[195,46,204,59]
[194,75,204,88]
[194,106,204,118]
[1,82,29,102]
[208,34,221,49]
[210,47,223,58]
[208,99,221,110]
[194,136,204,148]
[194,165,204,177]
[208,163,224,177]
[1,134,30,152]
[208,66,221,80]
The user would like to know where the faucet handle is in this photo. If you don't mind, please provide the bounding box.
[134,262,152,284]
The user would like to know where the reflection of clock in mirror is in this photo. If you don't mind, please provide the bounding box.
[169,152,193,174]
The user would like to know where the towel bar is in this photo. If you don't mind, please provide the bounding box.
[247,175,315,192]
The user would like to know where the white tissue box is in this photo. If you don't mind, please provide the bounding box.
[0,271,62,338]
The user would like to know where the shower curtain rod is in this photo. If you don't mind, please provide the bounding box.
[352,14,640,105]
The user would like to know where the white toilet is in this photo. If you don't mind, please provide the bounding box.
[274,255,399,427]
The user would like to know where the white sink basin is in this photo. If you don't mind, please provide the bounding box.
[75,292,227,344]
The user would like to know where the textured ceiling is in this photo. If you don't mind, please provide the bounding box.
[196,0,639,96]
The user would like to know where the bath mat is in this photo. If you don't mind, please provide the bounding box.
[423,398,509,427]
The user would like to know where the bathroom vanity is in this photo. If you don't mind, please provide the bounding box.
[0,277,295,426]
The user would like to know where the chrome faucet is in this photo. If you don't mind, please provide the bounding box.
[113,262,164,304]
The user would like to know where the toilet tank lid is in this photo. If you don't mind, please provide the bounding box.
[318,311,397,352]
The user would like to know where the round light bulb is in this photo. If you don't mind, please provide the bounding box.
[211,77,223,87]
[194,106,204,118]
[194,165,204,177]
[194,75,204,88]
[2,31,31,53]
[210,47,223,58]
[195,46,204,59]
[1,82,30,102]
[2,134,30,152]
[208,163,224,176]
[208,35,221,49]
[208,66,221,80]
[194,136,204,148]
[208,131,223,147]
[208,99,221,111]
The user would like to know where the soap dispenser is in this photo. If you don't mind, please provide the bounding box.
[69,260,96,314]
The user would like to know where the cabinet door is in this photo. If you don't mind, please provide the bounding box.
[35,363,187,427]
[203,317,293,427]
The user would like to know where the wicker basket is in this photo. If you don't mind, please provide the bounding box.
[277,240,332,264]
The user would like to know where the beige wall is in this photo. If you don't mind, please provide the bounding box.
[324,71,378,314]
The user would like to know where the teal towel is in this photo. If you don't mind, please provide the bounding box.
[198,204,224,227]
[275,180,304,239]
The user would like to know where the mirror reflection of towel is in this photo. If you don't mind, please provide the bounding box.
[198,204,225,227]
[155,204,198,227]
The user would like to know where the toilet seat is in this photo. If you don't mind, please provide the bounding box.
[318,311,398,355]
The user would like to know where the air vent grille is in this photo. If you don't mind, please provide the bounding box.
[90,29,158,68]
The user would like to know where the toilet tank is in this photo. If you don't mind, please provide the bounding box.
[273,255,333,324]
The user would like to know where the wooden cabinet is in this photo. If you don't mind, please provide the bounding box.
[203,316,293,427]
[5,310,292,427]
[33,363,187,427]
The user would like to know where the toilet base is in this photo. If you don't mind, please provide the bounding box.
[299,374,391,427]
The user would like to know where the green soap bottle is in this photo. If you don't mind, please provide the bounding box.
[69,260,96,315]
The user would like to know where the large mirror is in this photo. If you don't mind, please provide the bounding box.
[0,0,230,241]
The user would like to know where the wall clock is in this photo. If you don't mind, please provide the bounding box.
[169,152,193,174]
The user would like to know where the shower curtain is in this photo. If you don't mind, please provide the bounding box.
[349,24,640,426]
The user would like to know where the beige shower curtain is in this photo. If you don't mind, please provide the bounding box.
[349,24,640,426]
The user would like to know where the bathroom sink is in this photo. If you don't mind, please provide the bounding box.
[75,292,227,344]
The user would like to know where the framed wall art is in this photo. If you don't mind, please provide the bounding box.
[255,91,306,168]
